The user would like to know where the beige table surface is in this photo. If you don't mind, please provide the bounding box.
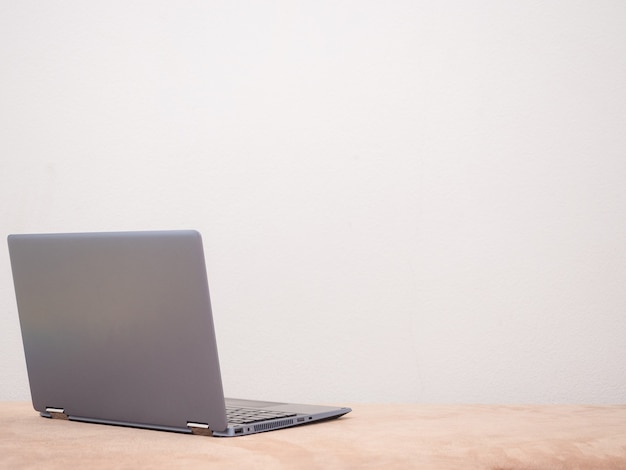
[1,402,625,469]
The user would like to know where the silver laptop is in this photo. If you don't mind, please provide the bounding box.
[7,230,350,437]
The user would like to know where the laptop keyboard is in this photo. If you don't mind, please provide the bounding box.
[226,406,297,425]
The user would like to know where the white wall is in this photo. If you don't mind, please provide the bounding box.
[1,1,625,404]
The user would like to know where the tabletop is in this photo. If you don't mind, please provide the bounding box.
[2,402,625,469]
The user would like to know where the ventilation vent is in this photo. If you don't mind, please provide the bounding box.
[254,419,294,432]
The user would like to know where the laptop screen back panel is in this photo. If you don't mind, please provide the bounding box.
[8,230,228,433]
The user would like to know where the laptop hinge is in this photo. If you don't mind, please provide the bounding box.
[187,422,213,437]
[46,407,69,420]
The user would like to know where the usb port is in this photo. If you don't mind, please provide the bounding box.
[235,428,243,434]
[297,417,305,423]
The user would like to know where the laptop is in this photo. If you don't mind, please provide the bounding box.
[7,230,351,437]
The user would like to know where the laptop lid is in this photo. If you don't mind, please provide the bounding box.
[8,230,228,433]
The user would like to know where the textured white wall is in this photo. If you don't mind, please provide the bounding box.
[1,1,625,404]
